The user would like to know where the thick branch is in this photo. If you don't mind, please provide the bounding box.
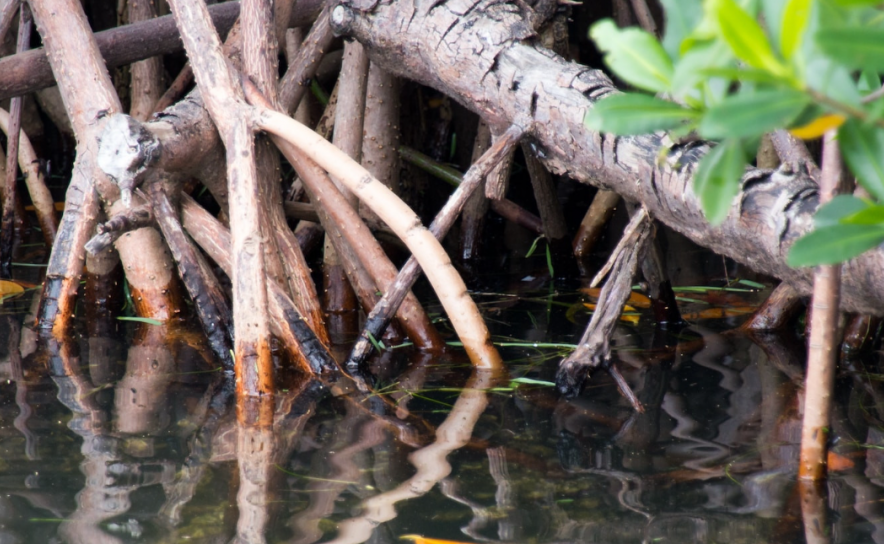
[332,0,884,315]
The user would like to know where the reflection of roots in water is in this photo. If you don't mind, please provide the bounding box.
[326,370,495,544]
[662,393,731,471]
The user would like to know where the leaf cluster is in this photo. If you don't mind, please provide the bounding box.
[585,0,884,265]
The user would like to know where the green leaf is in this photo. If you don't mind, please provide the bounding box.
[693,139,746,224]
[833,0,884,7]
[787,223,884,266]
[525,236,541,258]
[586,93,699,135]
[761,0,788,47]
[590,20,675,93]
[510,377,556,387]
[780,0,811,60]
[814,195,871,227]
[699,67,788,84]
[117,316,164,326]
[698,89,809,139]
[815,27,884,72]
[858,70,881,95]
[661,0,702,59]
[716,0,790,76]
[839,119,884,202]
[804,56,862,106]
[842,205,884,225]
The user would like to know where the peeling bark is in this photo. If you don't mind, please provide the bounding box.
[332,0,884,314]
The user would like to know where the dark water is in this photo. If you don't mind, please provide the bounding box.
[1,267,884,544]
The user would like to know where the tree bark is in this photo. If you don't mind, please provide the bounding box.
[331,0,884,315]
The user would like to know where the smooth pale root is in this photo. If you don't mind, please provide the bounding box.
[255,108,503,371]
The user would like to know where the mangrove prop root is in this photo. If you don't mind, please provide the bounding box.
[322,39,369,316]
[278,7,335,115]
[741,282,803,331]
[460,121,492,260]
[799,131,844,481]
[573,189,620,260]
[0,108,58,247]
[167,0,274,423]
[179,194,339,378]
[360,64,402,229]
[523,141,567,239]
[0,3,31,276]
[556,208,651,405]
[254,108,505,370]
[244,82,443,352]
[146,182,234,373]
[128,0,164,121]
[32,0,180,334]
[344,124,524,369]
[84,204,153,256]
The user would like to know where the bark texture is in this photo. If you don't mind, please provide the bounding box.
[331,0,884,314]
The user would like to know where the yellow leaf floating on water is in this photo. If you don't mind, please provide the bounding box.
[583,303,641,324]
[400,535,475,544]
[0,279,25,296]
[789,114,845,140]
[579,287,651,309]
[0,279,27,304]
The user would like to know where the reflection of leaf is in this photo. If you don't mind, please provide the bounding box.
[681,307,755,320]
[400,535,476,544]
